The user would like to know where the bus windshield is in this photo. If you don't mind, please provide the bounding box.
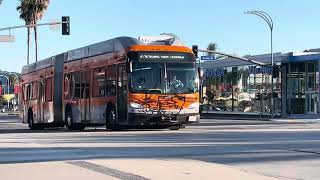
[130,62,198,94]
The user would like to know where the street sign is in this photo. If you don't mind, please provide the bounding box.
[0,35,14,42]
[200,56,215,61]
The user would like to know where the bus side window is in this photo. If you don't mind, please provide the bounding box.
[106,65,116,96]
[23,84,28,100]
[81,70,91,99]
[45,78,53,102]
[118,64,127,93]
[33,82,38,100]
[73,72,81,98]
[64,75,71,99]
[93,67,106,97]
[39,81,44,100]
[27,83,32,100]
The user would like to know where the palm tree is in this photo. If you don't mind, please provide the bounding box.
[17,0,50,63]
[0,0,3,5]
[207,42,217,56]
[32,0,50,62]
[17,0,33,65]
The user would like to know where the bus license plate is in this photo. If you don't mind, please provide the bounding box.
[188,116,197,122]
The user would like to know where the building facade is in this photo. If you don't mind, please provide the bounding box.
[201,50,320,118]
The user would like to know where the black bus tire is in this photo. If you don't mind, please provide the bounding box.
[106,105,116,130]
[66,108,85,131]
[65,108,75,130]
[28,110,43,130]
[28,110,35,130]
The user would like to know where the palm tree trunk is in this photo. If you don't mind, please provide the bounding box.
[27,27,30,65]
[34,25,38,62]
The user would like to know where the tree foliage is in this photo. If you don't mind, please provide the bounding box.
[207,42,217,56]
[17,0,50,64]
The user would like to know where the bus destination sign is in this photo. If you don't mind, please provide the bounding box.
[139,54,185,60]
[128,51,196,62]
[131,52,196,62]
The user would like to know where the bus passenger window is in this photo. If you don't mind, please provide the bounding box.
[27,84,31,100]
[31,82,37,100]
[45,78,52,102]
[93,68,105,97]
[118,65,127,93]
[24,84,29,100]
[106,65,116,96]
[39,81,44,100]
[81,71,91,99]
[64,75,71,99]
[73,72,81,98]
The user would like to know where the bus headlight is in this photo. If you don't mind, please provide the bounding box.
[187,102,199,109]
[130,102,144,109]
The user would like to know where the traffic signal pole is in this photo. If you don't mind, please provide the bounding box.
[0,16,70,35]
[0,21,66,32]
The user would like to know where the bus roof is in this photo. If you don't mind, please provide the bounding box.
[21,37,140,75]
[21,36,193,75]
[128,44,193,53]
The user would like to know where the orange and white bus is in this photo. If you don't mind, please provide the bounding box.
[20,36,200,130]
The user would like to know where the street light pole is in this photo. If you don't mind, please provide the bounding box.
[245,10,275,117]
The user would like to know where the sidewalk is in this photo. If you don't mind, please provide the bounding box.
[201,111,320,123]
[0,158,280,180]
[272,118,320,123]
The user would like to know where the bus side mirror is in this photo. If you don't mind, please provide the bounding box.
[198,67,204,78]
[126,62,133,73]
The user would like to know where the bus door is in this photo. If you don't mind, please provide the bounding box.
[81,70,91,122]
[117,65,128,123]
[37,80,44,123]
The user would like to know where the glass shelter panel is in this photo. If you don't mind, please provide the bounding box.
[203,65,280,115]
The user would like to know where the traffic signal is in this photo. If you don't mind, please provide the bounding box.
[272,66,280,78]
[62,16,70,35]
[192,45,198,58]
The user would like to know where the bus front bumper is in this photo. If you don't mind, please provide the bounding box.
[128,113,200,126]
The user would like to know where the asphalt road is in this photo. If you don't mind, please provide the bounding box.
[1,114,320,179]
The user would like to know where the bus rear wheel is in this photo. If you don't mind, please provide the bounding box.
[28,111,35,130]
[65,109,85,131]
[106,106,117,130]
[28,110,43,130]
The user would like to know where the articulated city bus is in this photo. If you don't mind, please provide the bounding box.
[20,36,200,130]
